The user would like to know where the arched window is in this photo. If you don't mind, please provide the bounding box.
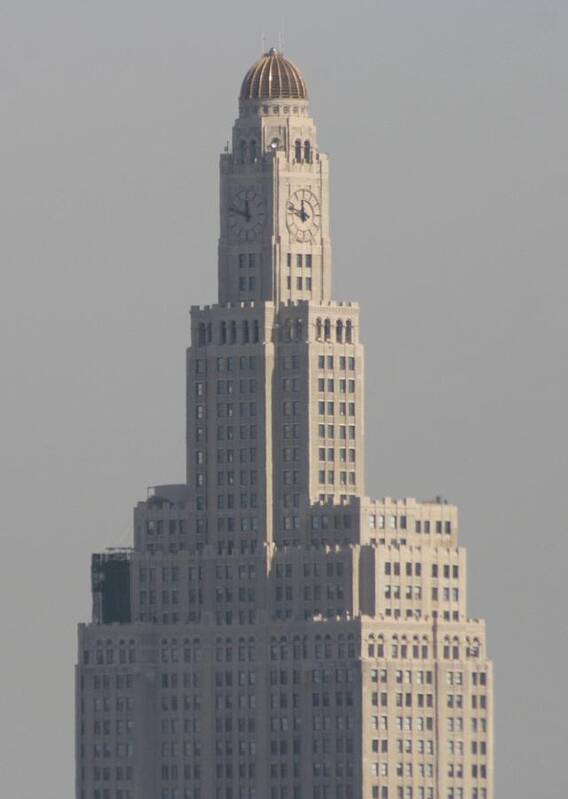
[304,140,311,163]
[295,318,303,340]
[230,320,237,344]
[347,634,356,659]
[198,323,206,346]
[316,318,323,340]
[249,140,257,162]
[207,322,213,343]
[336,319,343,343]
[295,139,302,162]
[345,319,353,343]
[324,318,331,341]
[239,140,247,163]
[270,638,278,661]
[220,321,227,344]
[452,636,460,660]
[293,636,301,660]
[284,318,292,341]
[225,636,233,662]
[243,320,250,343]
[253,320,260,343]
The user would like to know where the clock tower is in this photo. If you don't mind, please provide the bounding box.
[187,48,365,548]
[218,48,331,305]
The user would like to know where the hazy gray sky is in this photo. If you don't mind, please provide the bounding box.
[1,1,566,796]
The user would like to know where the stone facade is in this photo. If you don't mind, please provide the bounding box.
[76,49,494,799]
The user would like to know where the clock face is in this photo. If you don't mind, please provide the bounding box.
[228,187,265,241]
[286,188,321,243]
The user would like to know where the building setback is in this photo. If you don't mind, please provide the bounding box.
[76,49,494,799]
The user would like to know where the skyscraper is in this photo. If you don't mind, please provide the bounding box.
[76,49,494,799]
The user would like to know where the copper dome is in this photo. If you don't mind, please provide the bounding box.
[240,48,308,101]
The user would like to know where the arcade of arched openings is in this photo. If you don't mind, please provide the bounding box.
[315,317,353,343]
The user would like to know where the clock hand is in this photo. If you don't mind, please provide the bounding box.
[244,199,250,221]
[229,206,249,219]
[288,202,310,222]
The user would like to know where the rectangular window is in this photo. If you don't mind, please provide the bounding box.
[297,254,303,268]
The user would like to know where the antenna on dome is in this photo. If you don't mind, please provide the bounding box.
[261,32,266,54]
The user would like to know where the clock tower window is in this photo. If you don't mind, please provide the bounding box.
[304,140,311,163]
[294,140,302,162]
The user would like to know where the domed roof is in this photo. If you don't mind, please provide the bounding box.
[240,48,308,101]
